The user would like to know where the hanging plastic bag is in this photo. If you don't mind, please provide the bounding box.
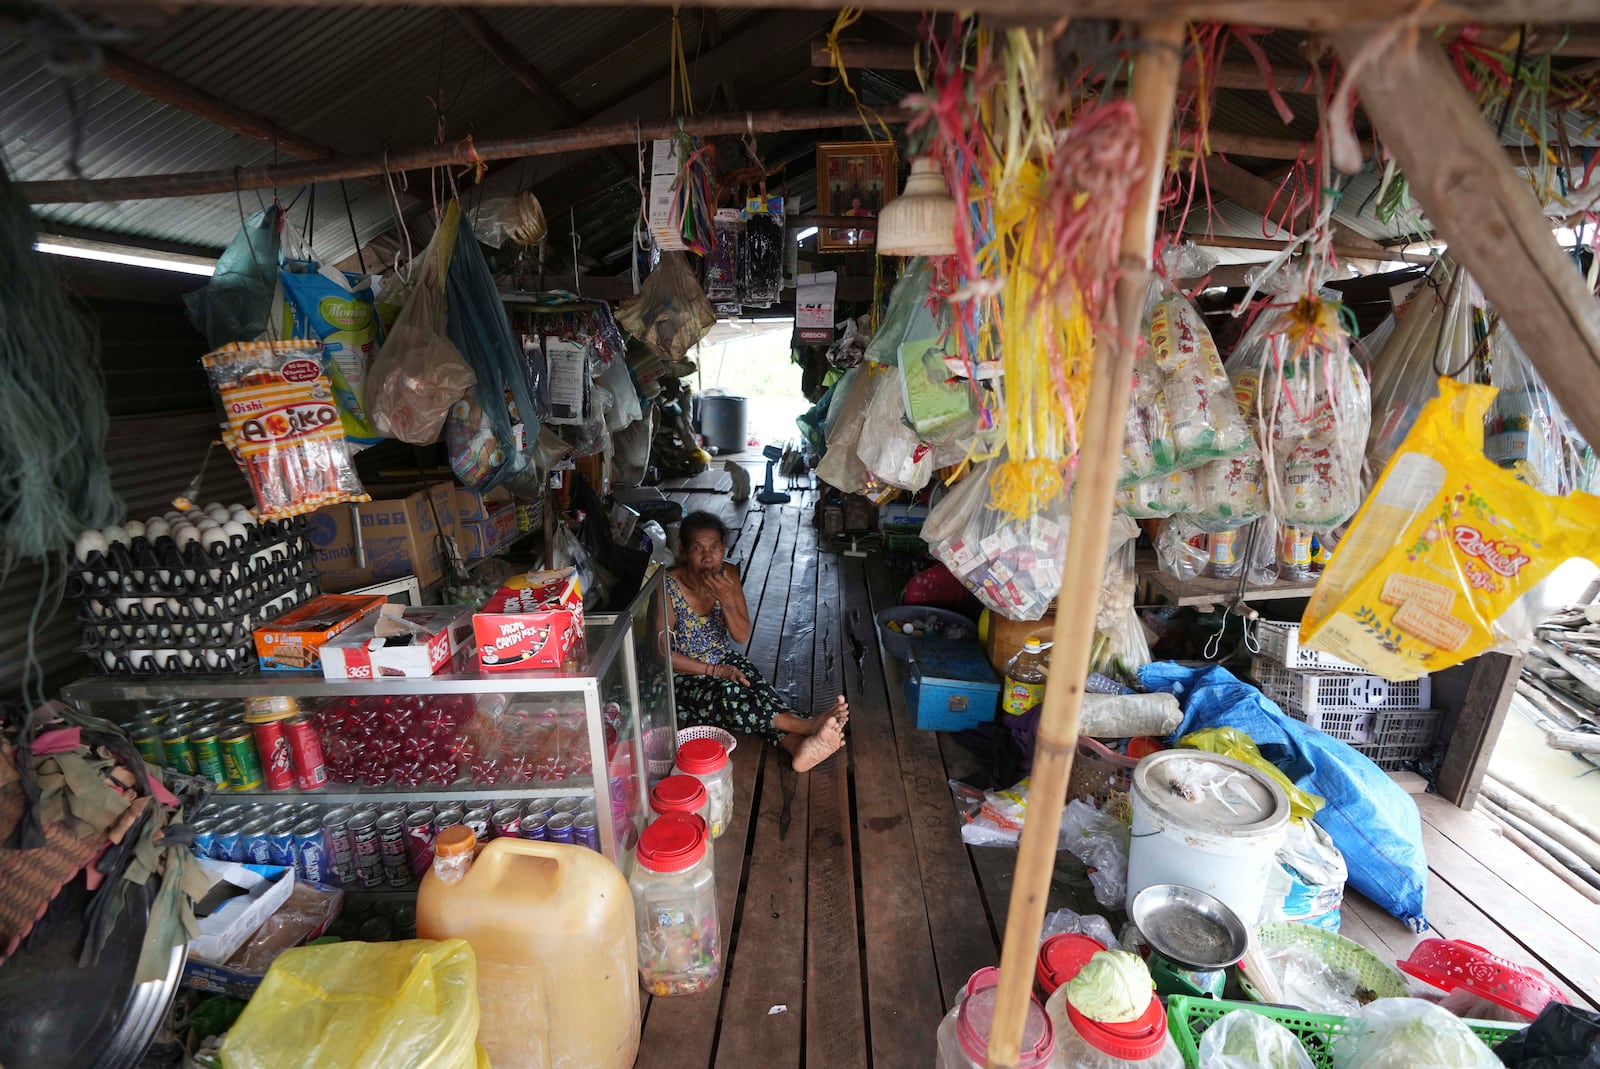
[1302,378,1600,680]
[618,251,716,364]
[1368,260,1477,473]
[1198,1009,1316,1069]
[815,365,875,494]
[613,407,655,488]
[1330,998,1501,1069]
[899,307,978,447]
[737,202,784,308]
[1118,468,1196,518]
[596,351,643,431]
[219,939,485,1069]
[1486,321,1593,496]
[1146,279,1254,469]
[366,210,477,445]
[186,206,282,348]
[470,192,547,249]
[1154,516,1209,581]
[856,366,933,492]
[279,260,385,446]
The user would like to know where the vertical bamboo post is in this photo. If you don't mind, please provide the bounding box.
[983,21,1184,1069]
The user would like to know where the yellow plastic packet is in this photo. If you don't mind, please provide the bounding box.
[220,939,488,1069]
[1302,378,1600,680]
[1178,727,1325,823]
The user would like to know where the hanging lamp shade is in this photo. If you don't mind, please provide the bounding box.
[875,157,957,256]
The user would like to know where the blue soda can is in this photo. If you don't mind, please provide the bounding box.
[292,818,330,883]
[545,813,575,844]
[519,812,548,841]
[573,812,599,852]
[263,817,298,868]
[240,817,273,865]
[190,817,217,859]
[212,817,245,862]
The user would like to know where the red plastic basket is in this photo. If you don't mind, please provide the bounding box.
[1399,938,1569,1019]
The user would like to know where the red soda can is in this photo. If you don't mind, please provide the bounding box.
[403,811,436,877]
[284,713,328,790]
[492,806,522,839]
[252,719,295,792]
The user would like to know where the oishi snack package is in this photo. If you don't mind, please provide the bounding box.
[204,340,371,520]
[1301,379,1600,680]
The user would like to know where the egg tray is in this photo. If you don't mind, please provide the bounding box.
[79,579,319,652]
[84,640,260,676]
[74,560,320,626]
[66,517,315,599]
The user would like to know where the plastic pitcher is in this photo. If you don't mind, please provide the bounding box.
[416,834,640,1069]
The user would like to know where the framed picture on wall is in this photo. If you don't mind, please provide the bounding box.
[815,141,898,253]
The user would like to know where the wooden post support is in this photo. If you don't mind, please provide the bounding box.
[984,21,1184,1069]
[1434,652,1523,810]
[1332,26,1600,453]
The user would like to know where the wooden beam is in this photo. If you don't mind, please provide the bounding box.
[116,1,1600,31]
[810,40,918,70]
[1206,127,1594,169]
[95,49,332,160]
[1333,26,1600,453]
[1203,157,1387,251]
[16,107,899,205]
[1434,652,1524,810]
[1188,232,1432,263]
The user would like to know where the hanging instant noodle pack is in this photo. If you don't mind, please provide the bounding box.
[204,340,369,520]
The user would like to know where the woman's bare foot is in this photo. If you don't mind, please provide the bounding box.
[791,715,845,772]
[780,697,850,737]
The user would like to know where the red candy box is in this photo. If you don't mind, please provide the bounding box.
[473,568,584,671]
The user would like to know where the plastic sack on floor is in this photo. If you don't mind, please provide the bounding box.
[1061,797,1130,909]
[1141,662,1429,930]
[1263,819,1347,930]
[279,259,385,446]
[1495,1002,1600,1065]
[617,251,716,364]
[857,365,933,492]
[1198,1009,1316,1069]
[1301,378,1600,681]
[1179,727,1325,822]
[220,939,486,1069]
[186,206,281,348]
[815,365,874,493]
[366,209,477,445]
[1368,260,1477,473]
[1330,998,1501,1069]
[1146,279,1254,469]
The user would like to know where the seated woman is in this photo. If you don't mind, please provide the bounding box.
[664,511,847,772]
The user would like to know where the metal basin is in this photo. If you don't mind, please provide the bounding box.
[1130,883,1250,970]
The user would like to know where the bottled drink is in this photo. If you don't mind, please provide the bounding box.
[1002,639,1048,717]
[1205,529,1243,579]
[1278,525,1314,581]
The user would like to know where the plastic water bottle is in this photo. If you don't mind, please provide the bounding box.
[1002,639,1049,717]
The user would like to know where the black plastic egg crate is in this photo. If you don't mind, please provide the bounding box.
[65,516,316,599]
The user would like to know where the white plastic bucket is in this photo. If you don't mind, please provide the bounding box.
[1126,750,1291,927]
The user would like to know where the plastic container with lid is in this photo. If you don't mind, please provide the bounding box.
[631,813,720,996]
[936,967,1056,1069]
[417,828,640,1069]
[1037,933,1106,998]
[673,738,733,839]
[1043,984,1183,1068]
[650,774,711,827]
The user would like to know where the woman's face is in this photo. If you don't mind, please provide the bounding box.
[685,529,725,574]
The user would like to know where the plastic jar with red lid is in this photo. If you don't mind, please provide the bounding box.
[673,738,733,838]
[630,813,719,996]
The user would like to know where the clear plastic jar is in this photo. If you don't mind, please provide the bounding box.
[630,813,719,996]
[1043,985,1183,1068]
[650,774,711,828]
[431,825,476,885]
[936,967,1055,1069]
[673,738,733,838]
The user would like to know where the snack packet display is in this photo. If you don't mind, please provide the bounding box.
[1302,378,1600,680]
[278,261,385,446]
[204,340,370,520]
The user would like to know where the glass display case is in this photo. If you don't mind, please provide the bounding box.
[61,571,678,882]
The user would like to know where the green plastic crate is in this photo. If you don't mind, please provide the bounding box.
[1166,996,1524,1068]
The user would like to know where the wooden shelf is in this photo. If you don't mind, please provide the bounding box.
[1138,566,1318,608]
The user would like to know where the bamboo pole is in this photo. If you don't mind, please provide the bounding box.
[1479,797,1600,894]
[1481,807,1600,905]
[983,21,1184,1069]
[1486,771,1600,845]
[1480,780,1600,870]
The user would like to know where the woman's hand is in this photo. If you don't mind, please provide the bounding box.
[703,567,742,605]
[709,662,751,687]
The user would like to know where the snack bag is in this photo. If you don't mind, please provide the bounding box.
[1116,468,1195,518]
[1301,378,1600,680]
[279,260,385,447]
[1147,281,1254,468]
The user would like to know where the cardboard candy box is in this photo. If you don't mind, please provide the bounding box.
[319,605,475,679]
[254,594,387,671]
[473,568,584,671]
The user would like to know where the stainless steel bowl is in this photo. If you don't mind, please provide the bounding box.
[1130,884,1250,970]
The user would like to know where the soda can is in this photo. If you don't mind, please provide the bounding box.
[551,798,580,816]
[407,801,437,817]
[211,817,245,862]
[403,811,436,877]
[252,719,295,792]
[140,706,169,728]
[321,806,358,885]
[283,713,328,791]
[190,817,218,859]
[462,807,492,842]
[292,818,331,884]
[519,812,548,840]
[492,807,522,839]
[263,817,298,868]
[219,728,264,791]
[240,817,274,865]
[573,811,599,852]
[433,807,464,832]
[159,725,197,775]
[189,725,226,785]
[545,813,575,845]
[376,811,410,887]
[348,811,385,889]
[294,803,327,823]
[130,726,164,768]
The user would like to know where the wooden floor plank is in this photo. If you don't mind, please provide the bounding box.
[841,556,945,1069]
[742,514,799,683]
[863,563,997,1010]
[805,548,868,1069]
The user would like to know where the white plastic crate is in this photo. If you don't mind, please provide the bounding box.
[1252,657,1431,740]
[1254,620,1362,671]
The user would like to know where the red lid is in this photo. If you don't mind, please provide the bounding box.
[636,813,707,872]
[675,737,729,775]
[955,967,1055,1069]
[1036,934,1106,996]
[1066,997,1168,1060]
[1398,939,1567,1019]
[651,774,709,815]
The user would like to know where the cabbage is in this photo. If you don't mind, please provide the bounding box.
[1198,1010,1314,1069]
[1065,950,1154,1024]
[1331,999,1502,1069]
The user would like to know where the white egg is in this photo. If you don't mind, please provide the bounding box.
[174,525,200,547]
[141,597,163,617]
[206,508,231,525]
[179,649,198,669]
[75,531,108,562]
[124,520,146,539]
[196,518,220,532]
[203,527,229,551]
[223,521,248,543]
[102,525,128,547]
[164,511,184,524]
[202,502,225,515]
[146,520,170,540]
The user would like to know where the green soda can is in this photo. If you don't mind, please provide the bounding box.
[220,728,264,791]
[160,725,197,775]
[190,725,226,785]
[130,726,163,768]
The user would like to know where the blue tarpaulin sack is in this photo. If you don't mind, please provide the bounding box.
[1140,662,1429,930]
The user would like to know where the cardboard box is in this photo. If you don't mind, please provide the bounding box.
[458,508,518,558]
[474,568,584,671]
[255,593,386,671]
[320,605,475,679]
[454,486,511,524]
[188,859,296,965]
[306,489,448,592]
[428,482,457,541]
[182,879,343,998]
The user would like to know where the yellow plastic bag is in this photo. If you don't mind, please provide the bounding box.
[1179,727,1325,823]
[1302,379,1600,681]
[220,939,488,1069]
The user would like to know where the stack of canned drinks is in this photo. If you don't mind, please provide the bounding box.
[191,794,605,889]
[129,697,326,793]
